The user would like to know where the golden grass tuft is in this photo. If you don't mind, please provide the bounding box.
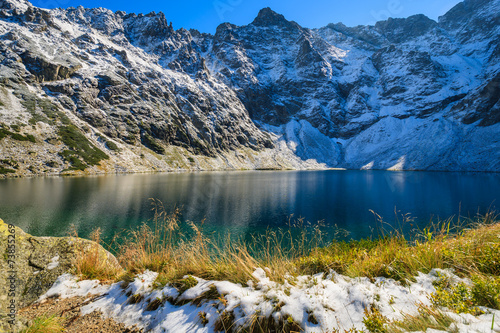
[73,227,122,281]
[389,304,458,333]
[22,314,65,333]
[114,201,329,285]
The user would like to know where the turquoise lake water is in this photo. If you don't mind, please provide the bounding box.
[0,170,499,244]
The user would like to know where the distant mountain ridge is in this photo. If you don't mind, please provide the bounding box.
[0,0,498,176]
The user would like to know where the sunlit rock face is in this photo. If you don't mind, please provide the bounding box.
[0,0,498,174]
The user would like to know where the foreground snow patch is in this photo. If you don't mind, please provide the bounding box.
[39,269,500,332]
[39,273,111,301]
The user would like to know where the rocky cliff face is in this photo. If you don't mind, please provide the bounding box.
[0,0,498,176]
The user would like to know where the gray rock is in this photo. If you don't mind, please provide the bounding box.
[0,219,123,331]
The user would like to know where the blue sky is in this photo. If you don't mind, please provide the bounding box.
[30,0,462,33]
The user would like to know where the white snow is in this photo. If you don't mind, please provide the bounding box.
[37,269,500,333]
[46,255,60,270]
[38,273,111,301]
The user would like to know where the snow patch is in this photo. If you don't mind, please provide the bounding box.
[36,268,500,332]
[47,255,60,270]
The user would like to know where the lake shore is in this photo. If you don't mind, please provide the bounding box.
[3,214,500,332]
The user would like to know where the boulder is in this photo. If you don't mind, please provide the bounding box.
[0,219,123,331]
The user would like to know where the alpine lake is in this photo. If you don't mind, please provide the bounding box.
[1,170,499,248]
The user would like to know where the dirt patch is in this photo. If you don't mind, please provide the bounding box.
[19,296,143,333]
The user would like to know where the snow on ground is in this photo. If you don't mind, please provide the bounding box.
[39,273,111,301]
[38,269,500,333]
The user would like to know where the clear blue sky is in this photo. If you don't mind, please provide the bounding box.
[31,0,462,33]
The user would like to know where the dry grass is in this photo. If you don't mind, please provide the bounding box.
[73,228,122,281]
[81,199,500,288]
[298,211,500,282]
[114,200,332,285]
[116,200,259,284]
[22,314,65,333]
[389,304,458,333]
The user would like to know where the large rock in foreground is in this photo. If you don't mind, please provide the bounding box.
[0,219,122,331]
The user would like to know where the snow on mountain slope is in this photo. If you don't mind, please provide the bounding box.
[0,0,498,176]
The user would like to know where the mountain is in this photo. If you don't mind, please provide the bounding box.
[0,0,498,176]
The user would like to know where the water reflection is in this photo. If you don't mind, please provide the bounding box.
[0,170,498,242]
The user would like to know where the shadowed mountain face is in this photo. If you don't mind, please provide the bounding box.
[0,0,498,175]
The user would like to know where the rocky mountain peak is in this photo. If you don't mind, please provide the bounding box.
[0,0,31,16]
[438,0,499,34]
[374,14,437,43]
[252,7,291,27]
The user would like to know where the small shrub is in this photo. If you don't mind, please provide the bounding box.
[0,167,15,174]
[0,127,35,142]
[59,150,86,171]
[46,160,59,168]
[471,275,500,310]
[1,159,18,168]
[142,133,165,154]
[431,280,483,315]
[106,140,120,151]
[174,276,198,294]
[363,304,388,333]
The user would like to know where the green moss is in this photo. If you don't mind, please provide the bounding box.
[57,125,108,171]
